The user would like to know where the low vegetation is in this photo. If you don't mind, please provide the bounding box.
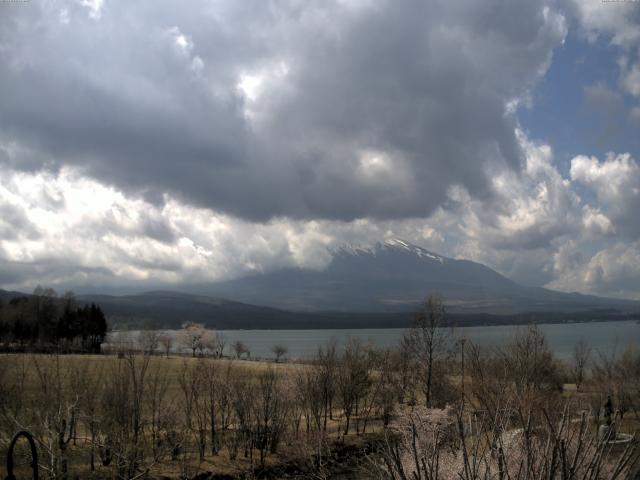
[1,295,639,479]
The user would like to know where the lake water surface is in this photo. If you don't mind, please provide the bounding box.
[110,320,640,361]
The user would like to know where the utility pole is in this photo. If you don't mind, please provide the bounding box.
[460,338,466,410]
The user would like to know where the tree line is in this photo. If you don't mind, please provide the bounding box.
[0,286,107,353]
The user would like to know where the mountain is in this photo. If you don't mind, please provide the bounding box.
[202,239,640,314]
[0,289,28,303]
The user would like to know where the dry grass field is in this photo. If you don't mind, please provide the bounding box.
[2,324,640,479]
[0,351,386,479]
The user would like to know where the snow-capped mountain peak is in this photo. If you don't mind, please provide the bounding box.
[332,243,378,257]
[332,238,445,264]
[382,238,445,263]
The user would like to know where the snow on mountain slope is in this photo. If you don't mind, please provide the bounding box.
[334,238,444,263]
[383,238,444,263]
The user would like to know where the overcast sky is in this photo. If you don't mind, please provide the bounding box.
[1,0,639,298]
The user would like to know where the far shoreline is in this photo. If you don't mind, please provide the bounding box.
[110,310,640,331]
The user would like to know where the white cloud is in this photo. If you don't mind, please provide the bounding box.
[569,0,640,126]
[0,166,450,291]
[570,0,640,47]
[237,73,263,103]
[166,26,204,75]
[570,152,640,236]
[80,0,104,20]
[59,9,71,25]
[620,56,640,98]
[549,242,640,300]
[457,133,580,253]
[582,206,615,235]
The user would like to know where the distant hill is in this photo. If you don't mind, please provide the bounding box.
[1,287,637,330]
[201,239,640,314]
[58,291,640,330]
[0,289,28,303]
[74,291,309,329]
[50,291,640,329]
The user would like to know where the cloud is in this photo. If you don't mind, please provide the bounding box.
[3,0,640,302]
[620,55,640,98]
[549,241,640,300]
[0,165,450,291]
[0,0,566,221]
[581,206,615,236]
[567,0,640,47]
[0,137,637,300]
[568,0,640,127]
[80,0,105,20]
[570,152,640,237]
[450,133,582,285]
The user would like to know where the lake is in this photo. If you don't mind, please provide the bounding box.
[108,320,640,361]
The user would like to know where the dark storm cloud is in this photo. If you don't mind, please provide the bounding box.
[0,255,115,287]
[0,0,566,221]
[95,206,178,244]
[0,204,39,240]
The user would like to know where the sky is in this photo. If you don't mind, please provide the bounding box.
[0,0,639,299]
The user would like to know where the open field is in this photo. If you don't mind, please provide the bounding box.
[0,350,388,479]
[3,322,640,479]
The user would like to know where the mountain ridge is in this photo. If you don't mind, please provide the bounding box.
[201,238,639,314]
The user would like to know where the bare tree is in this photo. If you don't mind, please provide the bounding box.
[253,367,289,465]
[294,366,326,464]
[178,360,209,459]
[30,354,79,478]
[364,348,396,431]
[591,344,637,422]
[229,371,255,463]
[215,362,236,442]
[216,332,227,358]
[146,359,172,462]
[337,338,372,435]
[392,336,416,405]
[271,344,288,363]
[111,330,135,357]
[572,338,591,391]
[79,360,105,472]
[198,329,217,357]
[98,351,155,479]
[232,340,249,359]
[503,325,563,399]
[405,293,451,407]
[159,333,173,358]
[467,326,563,421]
[317,339,338,428]
[138,330,159,354]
